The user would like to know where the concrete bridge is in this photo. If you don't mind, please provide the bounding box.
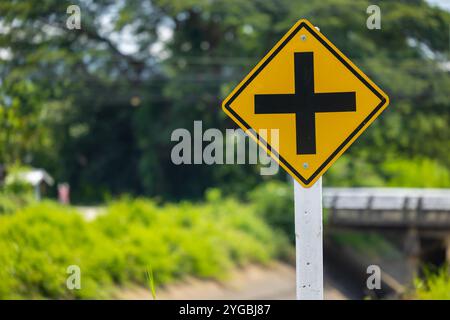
[323,187,450,277]
[324,188,450,230]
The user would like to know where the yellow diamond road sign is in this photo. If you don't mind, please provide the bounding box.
[222,19,389,187]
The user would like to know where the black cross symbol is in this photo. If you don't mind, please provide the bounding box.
[254,52,356,155]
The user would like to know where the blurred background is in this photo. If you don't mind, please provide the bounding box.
[0,0,449,299]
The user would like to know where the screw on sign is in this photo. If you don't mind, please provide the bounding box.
[221,19,389,299]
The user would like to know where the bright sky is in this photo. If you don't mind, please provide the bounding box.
[427,0,450,11]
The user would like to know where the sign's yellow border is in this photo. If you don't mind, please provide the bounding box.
[222,19,389,187]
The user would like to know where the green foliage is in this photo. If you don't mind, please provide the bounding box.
[0,192,34,214]
[326,155,385,187]
[331,231,401,259]
[146,267,156,300]
[382,158,450,188]
[0,164,36,214]
[0,0,448,200]
[414,267,450,300]
[0,195,289,299]
[94,194,288,283]
[3,164,35,195]
[248,181,294,241]
[327,156,450,188]
[0,202,112,299]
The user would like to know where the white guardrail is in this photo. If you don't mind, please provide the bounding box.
[323,188,450,227]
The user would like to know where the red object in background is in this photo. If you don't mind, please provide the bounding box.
[58,183,70,204]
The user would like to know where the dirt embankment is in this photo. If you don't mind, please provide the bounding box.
[116,262,349,300]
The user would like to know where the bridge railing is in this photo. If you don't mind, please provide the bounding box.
[323,188,450,229]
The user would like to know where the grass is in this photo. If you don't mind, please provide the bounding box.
[0,193,290,299]
[331,231,402,259]
[146,267,156,300]
[414,267,450,300]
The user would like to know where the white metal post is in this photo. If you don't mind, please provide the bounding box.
[294,177,323,300]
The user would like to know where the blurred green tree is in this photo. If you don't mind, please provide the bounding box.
[0,0,449,200]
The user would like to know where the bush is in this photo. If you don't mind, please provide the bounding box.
[414,267,450,300]
[94,191,288,285]
[0,201,118,299]
[0,192,34,214]
[326,155,385,187]
[0,164,37,214]
[2,164,35,195]
[0,194,289,299]
[325,156,450,188]
[382,158,450,188]
[248,181,294,241]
